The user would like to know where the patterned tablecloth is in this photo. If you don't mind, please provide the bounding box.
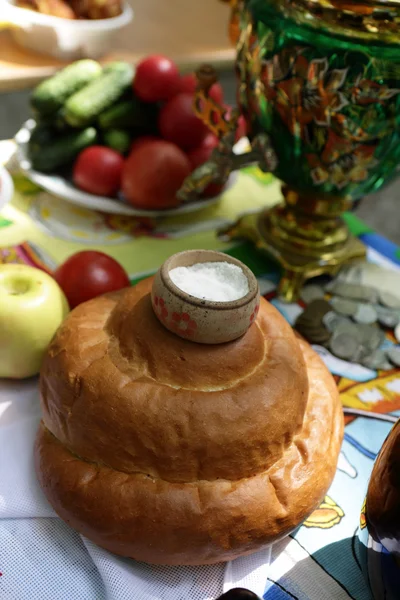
[1,139,400,599]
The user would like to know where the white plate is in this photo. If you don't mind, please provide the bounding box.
[0,166,14,212]
[15,120,236,218]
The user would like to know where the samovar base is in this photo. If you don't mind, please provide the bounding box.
[219,208,367,303]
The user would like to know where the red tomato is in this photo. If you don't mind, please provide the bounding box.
[122,140,191,210]
[159,93,210,151]
[187,133,219,170]
[201,132,220,150]
[177,73,197,94]
[73,146,124,197]
[178,73,224,104]
[209,83,224,105]
[223,105,248,142]
[130,135,160,153]
[54,251,130,309]
[187,134,224,197]
[236,115,248,141]
[134,55,180,103]
[203,182,225,198]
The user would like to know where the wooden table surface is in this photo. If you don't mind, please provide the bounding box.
[0,0,235,92]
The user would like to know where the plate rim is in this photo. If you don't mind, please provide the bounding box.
[0,165,14,212]
[15,120,235,218]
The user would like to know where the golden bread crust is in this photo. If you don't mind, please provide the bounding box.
[39,278,309,482]
[35,277,343,565]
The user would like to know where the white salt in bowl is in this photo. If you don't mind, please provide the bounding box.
[151,250,260,344]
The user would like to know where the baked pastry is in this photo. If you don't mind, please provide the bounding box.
[35,276,343,565]
[16,0,75,18]
[68,0,123,20]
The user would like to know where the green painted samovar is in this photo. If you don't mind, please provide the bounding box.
[180,0,400,301]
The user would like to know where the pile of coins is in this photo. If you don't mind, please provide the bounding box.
[295,299,332,346]
[295,280,400,370]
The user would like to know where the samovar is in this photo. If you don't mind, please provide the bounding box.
[180,0,400,301]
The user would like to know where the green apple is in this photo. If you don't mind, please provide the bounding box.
[0,264,69,379]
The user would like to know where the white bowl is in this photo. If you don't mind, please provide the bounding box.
[0,166,14,212]
[2,0,133,60]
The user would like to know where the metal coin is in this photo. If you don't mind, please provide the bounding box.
[295,308,329,326]
[361,350,384,370]
[330,296,358,317]
[352,344,371,362]
[305,333,331,345]
[329,281,378,304]
[362,349,393,371]
[378,312,399,329]
[295,315,321,329]
[322,312,351,333]
[376,304,400,317]
[334,321,362,340]
[354,323,377,346]
[295,322,331,344]
[295,299,335,345]
[337,265,364,284]
[386,348,400,368]
[379,361,395,371]
[359,325,385,352]
[309,329,331,340]
[306,299,332,318]
[296,314,323,326]
[299,335,330,344]
[300,284,325,304]
[324,280,336,293]
[296,322,328,334]
[354,323,374,340]
[329,333,359,361]
[354,304,378,325]
[296,327,332,340]
[379,290,400,310]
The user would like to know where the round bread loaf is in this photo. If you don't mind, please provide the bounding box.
[35,277,343,565]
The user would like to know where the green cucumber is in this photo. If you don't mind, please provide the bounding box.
[103,129,131,154]
[53,109,71,132]
[31,60,102,116]
[29,123,56,147]
[65,62,135,128]
[98,98,158,130]
[30,127,98,172]
[103,61,136,76]
[35,110,68,131]
[28,124,57,159]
